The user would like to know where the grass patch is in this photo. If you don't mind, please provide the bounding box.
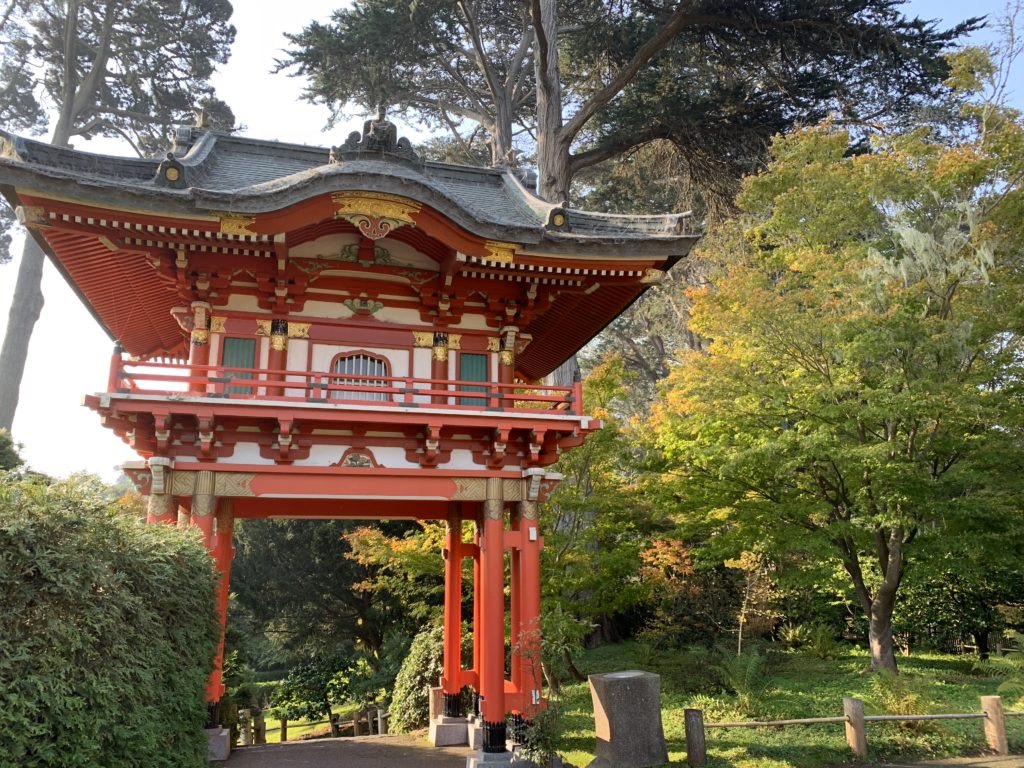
[547,641,1024,767]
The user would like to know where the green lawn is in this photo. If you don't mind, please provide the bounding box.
[549,641,1024,768]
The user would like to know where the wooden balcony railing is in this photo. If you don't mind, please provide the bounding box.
[106,356,584,416]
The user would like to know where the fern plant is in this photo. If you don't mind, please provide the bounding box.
[714,648,768,716]
[997,630,1024,705]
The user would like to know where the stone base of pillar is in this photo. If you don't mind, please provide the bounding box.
[206,727,230,762]
[429,716,470,747]
[467,719,484,750]
[465,750,514,768]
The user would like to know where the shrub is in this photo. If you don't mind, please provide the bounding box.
[389,623,444,731]
[0,475,219,768]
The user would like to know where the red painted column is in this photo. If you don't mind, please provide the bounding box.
[207,501,235,703]
[472,521,482,707]
[509,506,522,702]
[189,470,216,545]
[265,319,288,397]
[498,327,516,408]
[441,507,464,717]
[187,302,211,394]
[480,496,507,752]
[431,332,449,404]
[517,500,543,719]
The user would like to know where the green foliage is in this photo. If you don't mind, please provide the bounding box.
[0,428,22,470]
[543,357,666,654]
[780,623,812,650]
[997,631,1024,705]
[518,701,564,763]
[2,0,235,153]
[270,655,354,722]
[713,648,769,716]
[0,474,219,768]
[231,519,420,659]
[652,102,1024,671]
[805,625,845,661]
[388,623,444,732]
[867,671,934,733]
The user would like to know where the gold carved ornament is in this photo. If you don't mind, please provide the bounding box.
[256,321,310,339]
[482,241,517,264]
[332,192,421,240]
[218,214,257,236]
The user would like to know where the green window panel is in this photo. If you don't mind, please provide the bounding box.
[222,337,256,396]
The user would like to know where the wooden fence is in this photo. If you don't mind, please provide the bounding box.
[237,707,389,745]
[683,695,1024,767]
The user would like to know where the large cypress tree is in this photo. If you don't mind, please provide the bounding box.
[0,0,236,431]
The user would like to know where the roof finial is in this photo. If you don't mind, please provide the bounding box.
[329,105,421,165]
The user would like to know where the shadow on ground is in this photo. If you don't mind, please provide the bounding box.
[225,733,472,768]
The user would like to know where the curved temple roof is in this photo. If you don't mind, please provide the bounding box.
[0,119,701,378]
[0,124,697,251]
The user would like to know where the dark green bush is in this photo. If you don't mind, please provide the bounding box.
[0,475,219,768]
[388,623,444,731]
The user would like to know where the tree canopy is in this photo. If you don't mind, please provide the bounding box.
[650,72,1024,671]
[282,0,978,203]
[0,0,236,432]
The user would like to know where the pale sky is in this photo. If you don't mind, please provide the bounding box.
[0,0,1018,480]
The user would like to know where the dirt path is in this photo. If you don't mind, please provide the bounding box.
[225,733,472,768]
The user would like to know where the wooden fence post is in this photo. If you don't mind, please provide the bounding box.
[239,709,252,746]
[377,708,386,734]
[253,710,266,745]
[684,708,707,767]
[280,718,288,743]
[843,697,867,759]
[981,696,1008,755]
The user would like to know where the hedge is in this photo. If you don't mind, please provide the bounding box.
[0,475,219,768]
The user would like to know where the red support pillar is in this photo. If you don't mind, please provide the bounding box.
[498,327,515,408]
[441,507,464,717]
[516,500,543,719]
[208,501,234,704]
[265,319,288,397]
[188,302,211,394]
[509,506,522,701]
[479,496,507,752]
[472,521,482,707]
[432,332,449,404]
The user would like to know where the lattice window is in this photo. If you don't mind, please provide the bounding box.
[331,352,390,401]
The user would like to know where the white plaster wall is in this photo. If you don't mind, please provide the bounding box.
[300,299,355,320]
[225,294,262,313]
[285,339,310,397]
[446,448,478,471]
[218,442,266,465]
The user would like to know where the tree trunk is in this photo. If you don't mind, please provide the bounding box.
[836,528,903,673]
[562,648,586,682]
[974,630,990,661]
[531,0,571,203]
[868,595,899,673]
[0,237,45,431]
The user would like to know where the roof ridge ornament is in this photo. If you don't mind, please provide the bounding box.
[329,105,421,165]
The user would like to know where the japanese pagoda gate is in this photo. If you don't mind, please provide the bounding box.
[0,115,698,759]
